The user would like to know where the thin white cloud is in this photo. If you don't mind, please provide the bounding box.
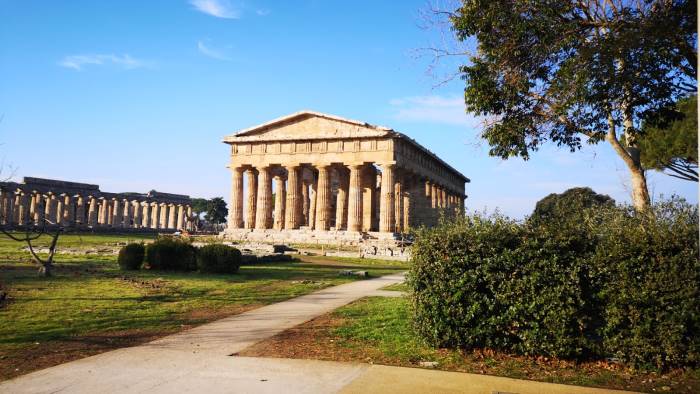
[389,95,478,127]
[58,54,149,71]
[256,8,270,16]
[197,41,231,61]
[189,0,240,19]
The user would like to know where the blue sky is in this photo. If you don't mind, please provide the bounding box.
[0,0,696,218]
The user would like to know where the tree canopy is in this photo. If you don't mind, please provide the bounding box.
[638,95,698,181]
[530,187,615,225]
[204,197,228,224]
[451,0,697,210]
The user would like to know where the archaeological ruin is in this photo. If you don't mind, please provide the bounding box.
[222,111,469,248]
[0,177,193,232]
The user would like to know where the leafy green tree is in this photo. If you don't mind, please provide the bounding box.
[638,95,698,182]
[204,197,228,224]
[530,187,615,225]
[190,198,209,217]
[450,0,696,211]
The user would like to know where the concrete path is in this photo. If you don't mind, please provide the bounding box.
[0,273,404,393]
[0,272,636,394]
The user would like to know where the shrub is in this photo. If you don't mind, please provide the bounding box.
[145,237,197,271]
[409,198,699,370]
[197,244,242,274]
[118,243,145,270]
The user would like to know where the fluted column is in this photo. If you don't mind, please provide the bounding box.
[273,175,285,230]
[335,169,348,231]
[29,193,37,224]
[379,164,395,233]
[86,196,97,226]
[284,165,301,229]
[167,203,176,229]
[347,164,363,232]
[142,202,151,228]
[230,167,244,229]
[313,165,331,231]
[403,191,411,232]
[255,166,272,229]
[123,199,133,228]
[150,202,160,229]
[34,194,46,225]
[362,167,375,232]
[62,194,74,226]
[245,168,257,229]
[394,177,403,233]
[301,180,310,226]
[18,192,30,225]
[308,178,317,229]
[176,204,184,230]
[0,189,9,225]
[112,199,122,227]
[75,195,85,226]
[159,203,168,229]
[132,201,142,228]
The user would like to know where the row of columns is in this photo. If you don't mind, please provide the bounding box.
[0,188,193,231]
[229,163,464,233]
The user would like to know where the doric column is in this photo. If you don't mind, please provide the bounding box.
[142,202,151,229]
[378,163,395,233]
[301,180,310,226]
[186,205,193,231]
[176,204,184,230]
[403,191,411,232]
[0,189,10,225]
[284,165,301,229]
[245,168,257,229]
[273,175,286,230]
[112,199,122,228]
[106,201,114,226]
[229,167,244,229]
[347,164,363,232]
[334,169,348,231]
[75,195,85,226]
[167,203,176,229]
[34,194,46,225]
[62,194,74,226]
[255,166,273,229]
[157,203,166,229]
[87,196,98,226]
[362,167,376,232]
[132,201,142,228]
[308,178,317,229]
[431,183,438,209]
[55,195,65,226]
[150,202,160,229]
[123,199,133,228]
[394,177,403,233]
[18,192,30,226]
[29,193,37,224]
[314,165,332,231]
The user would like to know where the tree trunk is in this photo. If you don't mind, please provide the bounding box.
[605,113,652,211]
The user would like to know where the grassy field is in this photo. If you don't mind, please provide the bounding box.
[240,296,700,394]
[0,233,407,381]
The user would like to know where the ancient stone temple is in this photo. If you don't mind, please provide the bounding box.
[222,111,469,246]
[0,177,193,232]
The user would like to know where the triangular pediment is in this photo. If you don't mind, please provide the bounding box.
[223,111,394,142]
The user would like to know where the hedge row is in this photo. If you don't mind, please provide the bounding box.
[409,198,699,370]
[117,238,241,274]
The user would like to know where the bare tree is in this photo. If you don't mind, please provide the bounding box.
[0,211,62,277]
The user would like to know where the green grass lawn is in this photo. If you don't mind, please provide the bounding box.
[0,233,406,380]
[241,296,700,394]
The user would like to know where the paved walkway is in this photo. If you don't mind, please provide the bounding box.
[0,272,636,394]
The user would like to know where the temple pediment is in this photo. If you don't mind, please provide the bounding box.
[223,111,395,142]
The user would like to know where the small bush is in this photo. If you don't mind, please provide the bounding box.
[118,243,145,270]
[145,237,197,271]
[409,197,699,370]
[197,244,242,274]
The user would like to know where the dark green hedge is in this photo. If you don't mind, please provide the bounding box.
[197,244,242,274]
[409,198,699,370]
[118,243,145,270]
[145,237,197,271]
